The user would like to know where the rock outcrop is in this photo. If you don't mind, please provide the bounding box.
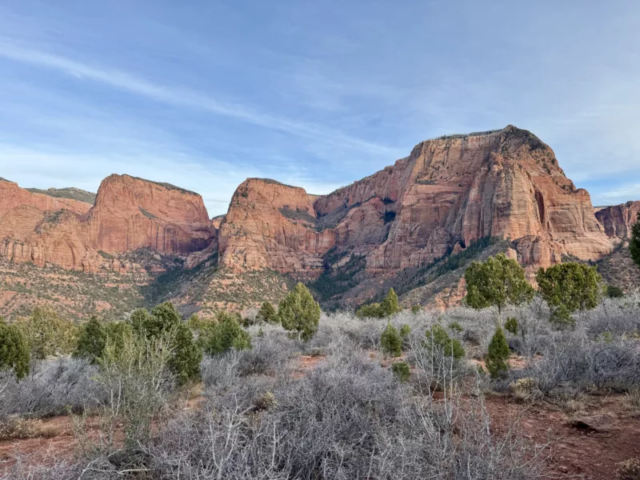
[595,201,640,238]
[0,179,91,217]
[218,126,613,277]
[0,175,215,271]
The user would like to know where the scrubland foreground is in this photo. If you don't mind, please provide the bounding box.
[1,296,640,480]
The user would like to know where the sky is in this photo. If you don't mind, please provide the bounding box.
[0,0,639,216]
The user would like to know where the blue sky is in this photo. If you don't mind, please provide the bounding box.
[0,0,639,215]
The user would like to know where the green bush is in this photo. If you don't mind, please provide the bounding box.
[168,323,203,385]
[0,319,30,380]
[411,305,421,314]
[448,321,463,333]
[104,322,134,356]
[356,289,403,318]
[465,253,534,320]
[380,288,402,316]
[131,302,181,338]
[258,302,279,323]
[504,317,518,335]
[16,307,78,359]
[380,323,402,357]
[279,283,321,342]
[424,324,465,360]
[73,317,106,364]
[391,361,411,382]
[130,302,201,384]
[400,324,411,337]
[356,303,384,319]
[606,285,624,298]
[486,325,510,379]
[199,312,252,356]
[536,262,603,325]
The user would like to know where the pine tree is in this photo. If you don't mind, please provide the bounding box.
[258,302,278,323]
[168,323,202,385]
[0,319,30,380]
[380,288,402,316]
[73,317,106,364]
[278,283,321,342]
[486,325,510,379]
[380,323,402,357]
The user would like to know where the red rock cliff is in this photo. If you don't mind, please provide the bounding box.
[0,175,215,271]
[219,126,613,276]
[595,201,640,238]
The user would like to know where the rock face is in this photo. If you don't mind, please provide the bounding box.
[84,175,213,255]
[595,201,640,238]
[0,179,91,217]
[0,175,215,271]
[218,126,613,277]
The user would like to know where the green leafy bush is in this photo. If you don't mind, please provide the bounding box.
[486,325,510,379]
[411,305,421,314]
[0,319,30,379]
[380,323,402,357]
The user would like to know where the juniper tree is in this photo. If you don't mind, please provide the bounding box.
[199,312,251,355]
[258,302,278,323]
[168,323,203,385]
[278,283,321,342]
[486,325,510,379]
[73,316,106,364]
[16,307,78,359]
[0,319,30,380]
[536,262,603,325]
[380,323,402,357]
[380,288,402,316]
[465,253,534,322]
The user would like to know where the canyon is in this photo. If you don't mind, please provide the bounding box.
[0,125,637,318]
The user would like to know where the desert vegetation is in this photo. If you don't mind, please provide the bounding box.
[1,261,640,478]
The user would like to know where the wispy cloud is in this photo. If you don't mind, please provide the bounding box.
[0,41,400,158]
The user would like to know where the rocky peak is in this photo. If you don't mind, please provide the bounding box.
[595,201,640,238]
[218,125,613,279]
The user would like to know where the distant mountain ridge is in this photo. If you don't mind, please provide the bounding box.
[0,126,635,319]
[25,187,96,205]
